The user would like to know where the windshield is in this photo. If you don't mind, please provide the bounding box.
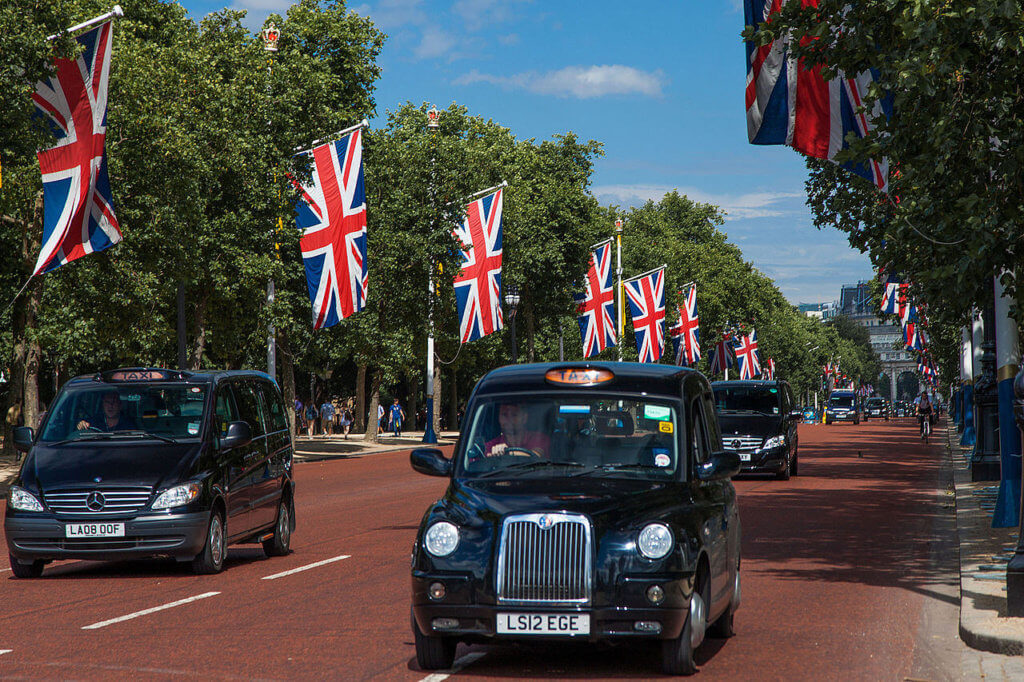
[867,399,884,407]
[712,386,780,415]
[39,383,208,443]
[829,395,855,408]
[459,395,679,478]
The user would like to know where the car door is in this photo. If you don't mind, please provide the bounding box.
[230,381,269,538]
[784,385,798,455]
[250,381,289,529]
[213,384,250,535]
[689,393,730,608]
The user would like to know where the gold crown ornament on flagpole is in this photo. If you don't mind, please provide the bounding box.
[261,23,280,52]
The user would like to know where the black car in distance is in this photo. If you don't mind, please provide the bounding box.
[711,380,801,480]
[5,368,295,577]
[409,362,742,676]
[865,397,889,421]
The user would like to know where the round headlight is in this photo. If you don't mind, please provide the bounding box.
[637,523,674,559]
[424,521,459,557]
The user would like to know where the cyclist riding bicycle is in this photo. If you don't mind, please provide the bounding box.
[915,391,933,441]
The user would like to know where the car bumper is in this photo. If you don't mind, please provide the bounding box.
[827,412,857,422]
[4,511,209,562]
[739,446,787,473]
[412,573,689,641]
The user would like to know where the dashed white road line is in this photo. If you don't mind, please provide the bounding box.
[261,554,350,580]
[0,649,12,656]
[81,592,221,630]
[418,652,486,682]
[1,568,11,573]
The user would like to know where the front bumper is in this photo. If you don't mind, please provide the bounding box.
[739,445,787,473]
[5,511,209,563]
[827,411,857,422]
[412,573,689,642]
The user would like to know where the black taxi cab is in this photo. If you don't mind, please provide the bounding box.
[5,368,295,577]
[409,362,742,676]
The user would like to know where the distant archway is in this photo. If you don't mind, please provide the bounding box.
[878,374,893,401]
[897,371,919,402]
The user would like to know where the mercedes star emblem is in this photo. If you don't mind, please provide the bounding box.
[86,491,106,512]
[732,439,742,450]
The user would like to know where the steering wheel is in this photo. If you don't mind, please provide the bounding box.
[503,446,542,459]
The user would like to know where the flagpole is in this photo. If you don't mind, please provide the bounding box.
[47,5,123,41]
[444,181,508,208]
[615,220,623,362]
[294,119,370,156]
[623,264,668,284]
[423,105,440,444]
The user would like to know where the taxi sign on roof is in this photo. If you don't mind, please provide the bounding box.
[545,368,613,387]
[105,369,170,382]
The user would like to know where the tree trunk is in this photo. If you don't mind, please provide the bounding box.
[363,371,380,442]
[189,290,208,370]
[278,329,297,438]
[408,371,419,431]
[447,366,458,434]
[355,363,366,431]
[432,365,442,435]
[525,302,536,363]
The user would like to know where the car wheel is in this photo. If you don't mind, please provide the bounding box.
[709,556,740,639]
[775,457,791,481]
[262,497,292,557]
[412,608,457,670]
[825,418,832,425]
[9,553,44,579]
[662,571,708,675]
[790,450,799,477]
[192,510,226,575]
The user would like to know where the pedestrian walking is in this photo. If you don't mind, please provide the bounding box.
[304,402,317,438]
[340,407,352,439]
[319,399,335,437]
[377,403,385,435]
[294,397,304,432]
[388,398,405,437]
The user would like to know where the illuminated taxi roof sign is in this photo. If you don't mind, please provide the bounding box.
[545,368,614,387]
[104,369,172,382]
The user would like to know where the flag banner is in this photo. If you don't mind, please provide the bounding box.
[880,277,900,314]
[573,239,616,358]
[293,128,368,328]
[733,329,761,380]
[624,267,666,363]
[453,188,504,344]
[744,0,891,191]
[669,284,700,366]
[763,357,775,380]
[708,332,736,376]
[32,19,121,275]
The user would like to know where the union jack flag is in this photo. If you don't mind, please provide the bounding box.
[733,329,761,380]
[744,0,891,191]
[32,19,121,275]
[708,332,735,376]
[669,284,700,366]
[453,189,504,344]
[624,268,666,363]
[293,129,367,328]
[763,357,775,380]
[880,277,900,315]
[573,239,616,358]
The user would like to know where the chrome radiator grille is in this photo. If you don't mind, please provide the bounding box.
[496,513,592,605]
[723,435,763,455]
[44,487,153,516]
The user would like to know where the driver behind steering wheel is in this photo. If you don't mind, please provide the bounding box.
[483,402,549,458]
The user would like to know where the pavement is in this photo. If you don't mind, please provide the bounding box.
[2,423,1024,663]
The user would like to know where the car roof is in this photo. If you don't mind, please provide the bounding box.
[711,380,786,387]
[472,361,701,398]
[63,367,274,388]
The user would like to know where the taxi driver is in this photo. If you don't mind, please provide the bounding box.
[484,402,549,458]
[77,391,136,432]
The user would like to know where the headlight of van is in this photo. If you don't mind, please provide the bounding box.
[9,486,44,512]
[152,483,201,510]
[762,435,786,450]
[424,521,459,557]
[637,523,674,559]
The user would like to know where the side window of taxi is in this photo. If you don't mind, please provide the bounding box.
[214,386,238,442]
[259,382,288,433]
[233,381,266,437]
[689,398,711,466]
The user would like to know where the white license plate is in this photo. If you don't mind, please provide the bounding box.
[496,613,590,635]
[739,453,751,462]
[65,522,125,538]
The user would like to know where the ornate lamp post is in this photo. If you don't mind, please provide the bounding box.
[262,23,280,380]
[422,106,440,444]
[505,285,520,363]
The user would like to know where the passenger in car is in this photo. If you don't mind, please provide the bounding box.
[76,391,137,432]
[483,403,550,458]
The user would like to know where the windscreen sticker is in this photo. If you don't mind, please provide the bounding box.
[769,388,778,393]
[190,387,202,393]
[644,405,671,421]
[658,421,674,434]
[187,422,200,435]
[653,450,671,467]
[559,405,591,414]
[773,407,779,414]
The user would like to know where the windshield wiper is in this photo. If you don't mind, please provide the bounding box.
[478,460,585,477]
[572,463,664,477]
[114,430,180,443]
[50,430,179,446]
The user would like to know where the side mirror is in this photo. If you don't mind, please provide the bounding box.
[411,448,452,477]
[220,421,252,450]
[697,450,741,482]
[13,426,34,452]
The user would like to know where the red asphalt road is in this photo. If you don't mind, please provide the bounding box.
[0,418,954,680]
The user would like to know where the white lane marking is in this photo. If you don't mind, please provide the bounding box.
[1,568,11,573]
[261,554,350,580]
[418,652,486,682]
[81,591,220,630]
[0,649,12,656]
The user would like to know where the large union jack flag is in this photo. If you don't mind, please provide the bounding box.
[733,329,761,380]
[708,332,735,376]
[454,189,503,344]
[669,284,700,366]
[573,239,616,358]
[624,268,665,363]
[32,19,121,275]
[744,0,891,191]
[293,129,368,329]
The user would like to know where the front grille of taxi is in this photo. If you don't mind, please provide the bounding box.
[723,435,763,456]
[43,487,153,516]
[496,513,592,605]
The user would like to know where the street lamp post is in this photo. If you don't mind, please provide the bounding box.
[422,105,440,444]
[615,219,623,362]
[262,23,280,381]
[505,286,520,363]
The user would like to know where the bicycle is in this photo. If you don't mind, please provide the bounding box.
[918,411,932,442]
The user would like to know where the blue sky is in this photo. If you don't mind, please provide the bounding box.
[176,0,873,304]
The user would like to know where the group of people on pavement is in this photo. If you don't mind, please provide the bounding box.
[294,397,354,439]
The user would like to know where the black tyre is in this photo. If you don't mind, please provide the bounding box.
[412,609,457,670]
[825,418,832,425]
[790,450,799,477]
[709,556,740,639]
[262,497,292,557]
[775,457,791,481]
[192,510,226,575]
[9,554,44,579]
[662,572,708,675]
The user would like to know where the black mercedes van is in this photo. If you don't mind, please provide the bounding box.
[711,380,801,480]
[4,368,295,577]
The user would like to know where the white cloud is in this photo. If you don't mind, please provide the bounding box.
[452,0,530,31]
[414,25,457,59]
[455,65,665,98]
[589,184,802,220]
